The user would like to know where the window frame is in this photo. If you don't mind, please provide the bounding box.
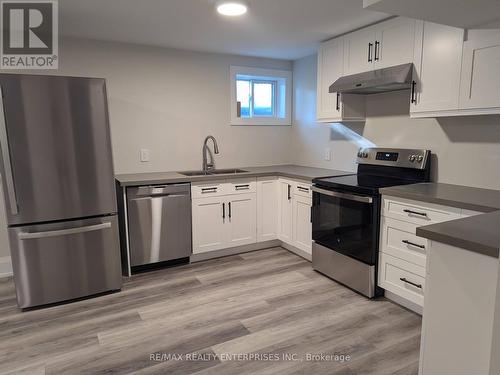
[230,66,292,126]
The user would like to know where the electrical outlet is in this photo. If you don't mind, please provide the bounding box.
[140,148,150,162]
[324,147,331,161]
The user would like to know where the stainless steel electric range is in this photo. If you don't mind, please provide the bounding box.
[311,148,431,298]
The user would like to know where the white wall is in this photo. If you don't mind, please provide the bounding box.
[0,38,294,260]
[15,38,294,174]
[292,54,500,190]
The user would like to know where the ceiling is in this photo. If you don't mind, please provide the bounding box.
[59,0,389,60]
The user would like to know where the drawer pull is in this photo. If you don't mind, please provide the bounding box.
[235,184,250,190]
[403,209,428,217]
[402,240,426,249]
[400,277,422,289]
[297,186,309,192]
[201,187,217,193]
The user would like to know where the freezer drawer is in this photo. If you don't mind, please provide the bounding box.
[9,215,122,308]
[127,184,192,267]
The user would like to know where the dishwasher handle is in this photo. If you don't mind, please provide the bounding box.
[130,183,190,198]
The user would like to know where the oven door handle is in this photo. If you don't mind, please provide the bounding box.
[311,186,373,204]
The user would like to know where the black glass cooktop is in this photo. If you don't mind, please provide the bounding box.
[313,174,421,195]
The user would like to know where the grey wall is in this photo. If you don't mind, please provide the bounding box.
[292,54,500,190]
[0,38,294,259]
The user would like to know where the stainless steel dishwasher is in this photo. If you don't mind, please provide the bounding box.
[127,183,192,269]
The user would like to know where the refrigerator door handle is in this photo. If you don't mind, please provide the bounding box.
[0,88,18,215]
[18,222,112,240]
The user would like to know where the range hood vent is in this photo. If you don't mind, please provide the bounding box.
[329,63,414,95]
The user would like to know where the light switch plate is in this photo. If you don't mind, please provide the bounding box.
[140,148,150,162]
[324,147,331,161]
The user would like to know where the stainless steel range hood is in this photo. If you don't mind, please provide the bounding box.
[329,63,414,95]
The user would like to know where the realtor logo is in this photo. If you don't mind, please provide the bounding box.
[1,0,58,69]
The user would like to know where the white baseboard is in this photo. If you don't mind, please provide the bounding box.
[0,256,12,278]
[280,241,312,262]
[190,239,312,263]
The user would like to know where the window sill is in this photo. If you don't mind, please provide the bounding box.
[231,118,291,126]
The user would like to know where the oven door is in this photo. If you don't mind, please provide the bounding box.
[311,186,379,265]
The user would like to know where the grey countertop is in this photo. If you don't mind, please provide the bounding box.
[381,182,500,258]
[115,164,354,186]
[380,182,500,213]
[416,211,500,258]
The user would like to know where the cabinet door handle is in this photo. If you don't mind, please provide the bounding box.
[374,41,380,61]
[403,209,427,217]
[287,184,291,200]
[402,240,426,249]
[368,42,373,62]
[400,277,422,289]
[222,202,225,219]
[228,202,232,218]
[410,81,417,104]
[336,92,340,111]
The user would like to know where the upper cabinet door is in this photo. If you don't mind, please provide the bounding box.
[459,31,500,111]
[410,21,464,115]
[317,37,344,121]
[343,25,377,75]
[374,17,416,69]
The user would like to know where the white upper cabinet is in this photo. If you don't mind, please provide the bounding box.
[317,37,366,123]
[459,30,500,113]
[410,21,464,116]
[374,17,416,69]
[317,37,344,121]
[343,25,378,75]
[344,17,416,74]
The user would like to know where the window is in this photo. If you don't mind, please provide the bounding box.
[230,66,292,126]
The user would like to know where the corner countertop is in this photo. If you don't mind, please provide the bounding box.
[380,182,500,258]
[380,182,500,213]
[416,211,500,258]
[115,164,354,187]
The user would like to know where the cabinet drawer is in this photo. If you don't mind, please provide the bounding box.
[227,178,257,195]
[294,182,312,198]
[382,196,461,225]
[191,181,226,198]
[380,217,427,268]
[379,253,425,306]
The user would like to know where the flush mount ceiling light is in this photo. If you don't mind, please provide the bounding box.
[216,1,248,16]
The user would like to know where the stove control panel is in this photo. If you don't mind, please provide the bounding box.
[356,148,430,170]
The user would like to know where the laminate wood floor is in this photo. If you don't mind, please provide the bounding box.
[0,247,421,375]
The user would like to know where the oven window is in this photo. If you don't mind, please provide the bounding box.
[312,191,377,264]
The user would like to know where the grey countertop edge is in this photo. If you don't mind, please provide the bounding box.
[382,183,500,258]
[416,216,500,259]
[379,188,500,213]
[115,165,354,186]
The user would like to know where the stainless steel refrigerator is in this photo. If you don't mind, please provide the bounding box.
[0,74,122,308]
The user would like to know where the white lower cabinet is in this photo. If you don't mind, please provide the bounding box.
[256,177,278,242]
[278,178,313,256]
[192,197,227,254]
[226,194,257,248]
[292,194,312,254]
[277,179,294,243]
[379,195,483,311]
[192,177,312,258]
[192,179,256,254]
